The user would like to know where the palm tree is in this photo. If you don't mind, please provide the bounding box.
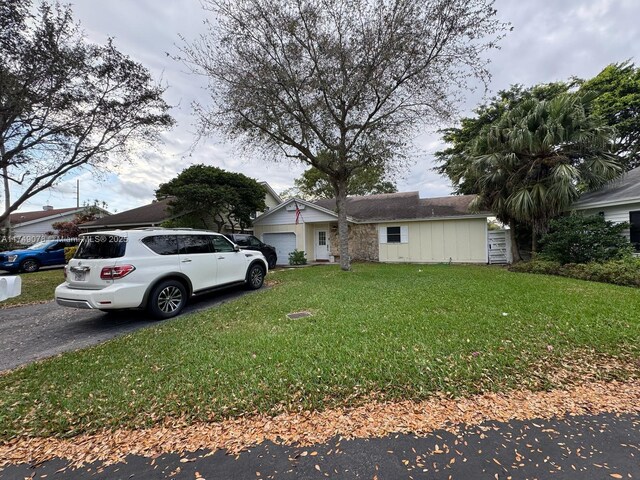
[469,93,622,259]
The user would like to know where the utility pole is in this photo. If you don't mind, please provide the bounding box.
[76,179,79,208]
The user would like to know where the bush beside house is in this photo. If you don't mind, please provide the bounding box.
[510,214,640,287]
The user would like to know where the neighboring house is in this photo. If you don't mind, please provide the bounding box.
[9,206,107,245]
[83,182,283,233]
[81,198,174,231]
[572,166,640,251]
[259,182,283,213]
[252,192,490,265]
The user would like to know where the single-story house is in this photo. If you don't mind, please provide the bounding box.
[83,182,283,233]
[252,192,491,264]
[8,206,107,244]
[572,166,640,250]
[82,197,175,231]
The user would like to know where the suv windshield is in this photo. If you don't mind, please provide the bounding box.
[27,241,50,250]
[75,235,127,259]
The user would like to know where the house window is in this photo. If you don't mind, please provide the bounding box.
[379,225,408,244]
[386,226,401,243]
[630,211,640,251]
[318,231,326,246]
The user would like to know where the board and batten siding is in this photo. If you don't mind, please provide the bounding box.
[378,218,488,263]
[576,201,640,240]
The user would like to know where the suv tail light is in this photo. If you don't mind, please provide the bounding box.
[100,265,136,280]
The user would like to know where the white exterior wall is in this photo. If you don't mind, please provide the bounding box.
[264,193,281,210]
[256,205,336,225]
[13,213,79,244]
[576,202,640,239]
[378,218,488,263]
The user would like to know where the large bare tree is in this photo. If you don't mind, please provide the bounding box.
[180,0,507,270]
[0,1,173,232]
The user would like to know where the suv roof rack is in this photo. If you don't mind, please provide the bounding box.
[130,227,196,231]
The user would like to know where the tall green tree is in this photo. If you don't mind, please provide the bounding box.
[0,1,173,232]
[469,93,621,259]
[179,0,508,271]
[156,165,266,233]
[579,61,640,170]
[435,82,572,194]
[292,150,396,199]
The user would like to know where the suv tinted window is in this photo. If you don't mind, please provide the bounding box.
[142,235,179,255]
[233,236,249,246]
[212,236,236,253]
[76,235,127,259]
[247,236,262,247]
[178,235,214,254]
[50,240,78,250]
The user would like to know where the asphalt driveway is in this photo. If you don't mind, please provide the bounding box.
[2,411,638,479]
[0,286,251,372]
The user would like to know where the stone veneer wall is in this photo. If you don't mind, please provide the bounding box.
[329,223,379,262]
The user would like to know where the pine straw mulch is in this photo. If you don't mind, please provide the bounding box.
[2,378,640,469]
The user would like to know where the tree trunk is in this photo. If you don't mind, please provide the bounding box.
[509,221,521,264]
[1,161,12,236]
[531,230,538,256]
[335,180,350,271]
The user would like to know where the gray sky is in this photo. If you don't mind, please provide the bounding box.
[12,0,640,214]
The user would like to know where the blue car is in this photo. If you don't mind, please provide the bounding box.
[0,239,79,273]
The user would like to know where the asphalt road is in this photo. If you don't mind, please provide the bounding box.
[0,286,251,372]
[2,411,638,479]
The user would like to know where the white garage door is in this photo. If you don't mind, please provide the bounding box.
[262,233,297,265]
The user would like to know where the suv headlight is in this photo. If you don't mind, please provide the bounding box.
[7,255,18,262]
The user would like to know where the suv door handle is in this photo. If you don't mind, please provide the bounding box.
[181,259,192,263]
[217,256,225,260]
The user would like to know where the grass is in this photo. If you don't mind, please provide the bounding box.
[0,263,639,440]
[0,268,64,308]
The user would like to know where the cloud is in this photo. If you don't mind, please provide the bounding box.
[7,0,640,215]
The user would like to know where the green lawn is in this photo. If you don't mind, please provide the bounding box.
[0,269,64,308]
[1,263,639,440]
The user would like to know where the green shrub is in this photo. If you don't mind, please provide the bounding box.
[510,257,640,288]
[288,249,307,265]
[64,246,78,263]
[540,214,633,264]
[509,259,562,275]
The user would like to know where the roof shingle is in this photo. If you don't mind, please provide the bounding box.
[312,192,484,221]
[83,198,172,228]
[573,166,640,208]
[10,207,80,225]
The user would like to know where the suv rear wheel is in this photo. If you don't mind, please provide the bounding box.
[147,279,187,319]
[266,254,277,269]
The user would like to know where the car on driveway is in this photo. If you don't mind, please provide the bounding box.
[0,239,79,273]
[224,233,277,268]
[55,228,268,319]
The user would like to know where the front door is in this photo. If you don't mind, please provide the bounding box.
[315,229,329,261]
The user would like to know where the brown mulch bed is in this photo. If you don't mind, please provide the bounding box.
[2,379,639,469]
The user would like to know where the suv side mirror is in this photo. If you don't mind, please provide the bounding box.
[234,245,240,252]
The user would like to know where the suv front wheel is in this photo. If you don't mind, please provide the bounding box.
[20,258,40,273]
[246,263,265,290]
[147,279,187,319]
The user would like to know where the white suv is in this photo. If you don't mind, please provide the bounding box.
[55,229,268,319]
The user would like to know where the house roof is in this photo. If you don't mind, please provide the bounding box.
[83,198,173,228]
[573,166,640,209]
[260,181,283,204]
[10,207,80,226]
[312,192,485,222]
